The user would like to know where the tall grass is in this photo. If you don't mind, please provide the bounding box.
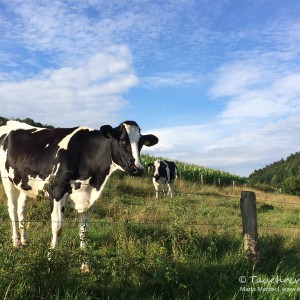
[0,172,299,299]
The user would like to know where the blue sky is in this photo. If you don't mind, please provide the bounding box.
[1,0,300,176]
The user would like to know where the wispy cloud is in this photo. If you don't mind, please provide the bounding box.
[210,58,300,123]
[0,0,223,71]
[141,72,204,88]
[0,46,138,127]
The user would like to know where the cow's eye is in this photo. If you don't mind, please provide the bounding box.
[119,139,126,146]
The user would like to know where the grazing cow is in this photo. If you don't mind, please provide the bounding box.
[0,120,158,270]
[148,160,178,198]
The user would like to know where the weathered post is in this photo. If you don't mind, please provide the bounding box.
[240,191,259,263]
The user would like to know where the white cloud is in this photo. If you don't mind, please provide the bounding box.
[141,72,204,88]
[0,0,175,66]
[0,47,138,127]
[210,62,272,98]
[209,59,300,123]
[143,114,300,176]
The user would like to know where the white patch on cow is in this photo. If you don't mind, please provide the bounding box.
[5,163,61,199]
[6,120,36,130]
[52,162,60,175]
[123,123,143,170]
[56,126,94,157]
[153,160,161,177]
[8,166,15,179]
[0,121,34,139]
[0,121,44,142]
[45,143,49,148]
[67,162,119,213]
[111,161,125,172]
[25,163,61,198]
[23,175,50,198]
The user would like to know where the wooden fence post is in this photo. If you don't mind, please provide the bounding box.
[240,191,259,263]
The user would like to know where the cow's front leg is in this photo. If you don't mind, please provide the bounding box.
[17,192,29,247]
[78,207,94,272]
[50,197,66,249]
[79,210,92,251]
[153,178,159,199]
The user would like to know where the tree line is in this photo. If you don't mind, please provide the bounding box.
[0,116,54,128]
[248,151,300,195]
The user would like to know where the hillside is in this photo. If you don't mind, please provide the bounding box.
[248,151,300,195]
[0,173,300,299]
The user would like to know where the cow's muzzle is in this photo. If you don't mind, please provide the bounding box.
[131,166,144,176]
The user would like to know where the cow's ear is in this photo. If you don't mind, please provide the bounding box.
[100,125,115,138]
[142,134,159,147]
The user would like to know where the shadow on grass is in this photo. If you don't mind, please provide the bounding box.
[0,226,299,300]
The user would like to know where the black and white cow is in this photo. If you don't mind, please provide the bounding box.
[0,120,158,270]
[148,160,178,198]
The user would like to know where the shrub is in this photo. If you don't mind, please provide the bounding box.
[282,176,300,196]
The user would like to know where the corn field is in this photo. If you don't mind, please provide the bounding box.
[141,154,246,186]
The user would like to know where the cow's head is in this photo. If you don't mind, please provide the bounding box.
[153,160,166,179]
[100,121,158,176]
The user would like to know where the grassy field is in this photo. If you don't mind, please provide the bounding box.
[0,172,300,299]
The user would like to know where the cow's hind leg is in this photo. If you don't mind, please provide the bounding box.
[163,182,168,197]
[17,192,29,247]
[167,181,174,197]
[3,178,20,248]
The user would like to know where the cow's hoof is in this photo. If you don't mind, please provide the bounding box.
[13,239,21,249]
[21,238,30,247]
[80,262,91,273]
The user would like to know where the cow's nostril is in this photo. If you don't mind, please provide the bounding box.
[132,167,144,176]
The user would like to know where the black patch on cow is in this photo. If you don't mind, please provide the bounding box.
[74,182,82,190]
[123,120,140,128]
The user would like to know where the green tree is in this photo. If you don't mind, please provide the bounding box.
[270,174,280,188]
[282,176,300,196]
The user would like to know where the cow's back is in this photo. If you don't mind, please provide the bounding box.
[164,161,178,181]
[4,128,75,180]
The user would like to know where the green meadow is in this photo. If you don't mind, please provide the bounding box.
[0,170,299,299]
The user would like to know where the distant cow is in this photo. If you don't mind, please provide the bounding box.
[148,160,178,198]
[0,120,158,271]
